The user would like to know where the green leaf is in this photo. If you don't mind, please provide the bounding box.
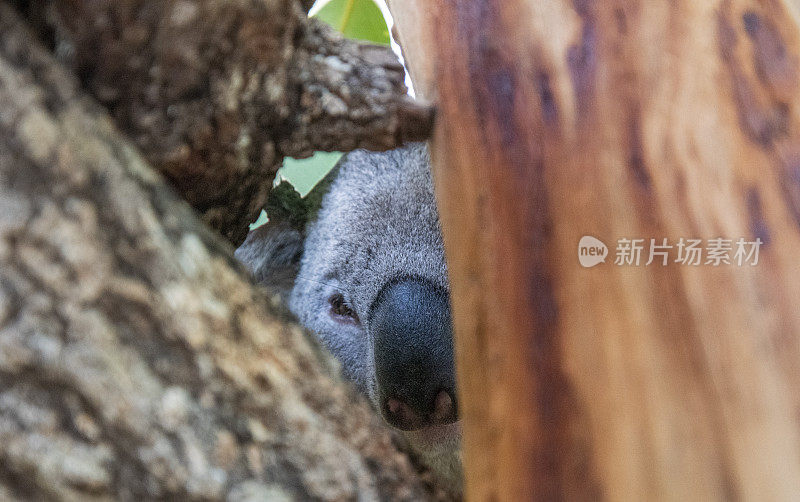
[251,152,343,230]
[278,151,343,197]
[250,210,269,229]
[314,0,390,45]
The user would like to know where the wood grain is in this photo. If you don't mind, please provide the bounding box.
[390,0,800,499]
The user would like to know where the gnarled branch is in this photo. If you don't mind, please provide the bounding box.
[16,0,433,245]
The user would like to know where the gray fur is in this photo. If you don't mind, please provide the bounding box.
[290,144,447,392]
[235,220,304,300]
[238,143,461,492]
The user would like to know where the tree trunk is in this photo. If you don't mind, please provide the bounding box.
[0,5,443,500]
[13,0,433,245]
[390,0,800,500]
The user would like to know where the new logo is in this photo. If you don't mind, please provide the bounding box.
[578,236,608,268]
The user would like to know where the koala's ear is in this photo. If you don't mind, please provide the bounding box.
[235,220,304,302]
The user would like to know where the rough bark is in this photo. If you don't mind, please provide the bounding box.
[13,0,433,246]
[391,0,800,500]
[0,6,443,500]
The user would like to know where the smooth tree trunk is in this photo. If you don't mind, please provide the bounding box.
[390,0,800,500]
[0,5,445,500]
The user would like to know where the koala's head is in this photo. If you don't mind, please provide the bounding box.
[288,144,458,446]
[237,143,461,485]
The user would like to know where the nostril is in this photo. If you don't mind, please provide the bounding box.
[383,390,458,430]
[432,390,452,421]
[432,389,457,423]
[386,397,404,415]
[384,397,421,430]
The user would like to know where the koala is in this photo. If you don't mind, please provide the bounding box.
[235,143,462,492]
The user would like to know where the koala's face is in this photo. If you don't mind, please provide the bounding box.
[288,143,460,457]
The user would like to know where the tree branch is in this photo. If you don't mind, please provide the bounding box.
[0,5,443,499]
[280,20,435,157]
[16,0,433,245]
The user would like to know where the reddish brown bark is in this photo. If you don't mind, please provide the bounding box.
[391,0,800,499]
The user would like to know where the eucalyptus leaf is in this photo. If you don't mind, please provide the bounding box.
[253,152,344,229]
[279,151,343,197]
[314,0,390,45]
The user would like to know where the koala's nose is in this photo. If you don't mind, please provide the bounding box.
[370,277,458,431]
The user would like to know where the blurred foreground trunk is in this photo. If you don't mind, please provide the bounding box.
[390,0,800,500]
[0,5,440,500]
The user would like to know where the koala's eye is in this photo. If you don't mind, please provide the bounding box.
[328,293,360,325]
